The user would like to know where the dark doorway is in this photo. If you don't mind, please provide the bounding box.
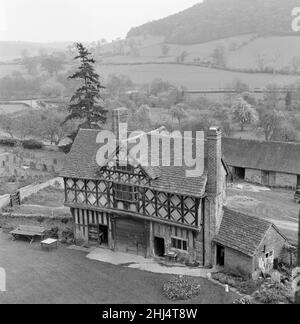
[89,225,108,246]
[154,237,165,257]
[99,225,108,245]
[216,244,225,266]
[234,167,245,180]
[297,175,300,187]
[262,171,270,186]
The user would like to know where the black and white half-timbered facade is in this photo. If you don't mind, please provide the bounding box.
[60,108,228,267]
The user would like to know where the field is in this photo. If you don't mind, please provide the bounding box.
[1,34,300,91]
[104,34,300,71]
[0,103,31,115]
[104,35,256,65]
[98,64,300,90]
[227,36,300,70]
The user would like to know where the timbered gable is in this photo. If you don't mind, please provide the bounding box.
[64,177,201,228]
[98,164,150,186]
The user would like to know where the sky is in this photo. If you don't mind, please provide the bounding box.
[0,0,201,43]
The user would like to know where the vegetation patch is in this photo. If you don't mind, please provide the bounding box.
[212,272,263,295]
[162,276,201,300]
[22,139,43,150]
[252,279,294,304]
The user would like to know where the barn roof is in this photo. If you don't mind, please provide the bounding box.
[213,208,287,256]
[222,138,300,175]
[60,128,209,197]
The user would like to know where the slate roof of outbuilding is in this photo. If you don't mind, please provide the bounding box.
[213,208,287,256]
[60,128,208,197]
[222,138,300,175]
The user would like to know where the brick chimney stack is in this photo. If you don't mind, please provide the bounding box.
[204,126,224,267]
[207,127,222,196]
[112,108,129,141]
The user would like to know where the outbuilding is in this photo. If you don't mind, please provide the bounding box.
[213,208,288,277]
[223,138,300,189]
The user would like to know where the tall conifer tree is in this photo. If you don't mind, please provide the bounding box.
[65,43,106,128]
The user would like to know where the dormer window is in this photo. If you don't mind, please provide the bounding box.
[116,163,135,173]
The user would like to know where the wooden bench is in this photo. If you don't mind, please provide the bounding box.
[10,225,46,244]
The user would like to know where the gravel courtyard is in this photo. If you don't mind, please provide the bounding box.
[0,231,237,304]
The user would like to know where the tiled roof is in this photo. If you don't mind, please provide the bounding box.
[60,128,208,197]
[223,138,300,175]
[213,208,286,256]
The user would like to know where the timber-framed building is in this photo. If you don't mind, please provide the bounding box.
[60,108,229,267]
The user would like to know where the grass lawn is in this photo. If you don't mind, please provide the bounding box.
[0,231,238,304]
[227,183,299,245]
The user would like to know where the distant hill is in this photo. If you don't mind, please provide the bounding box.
[127,0,299,44]
[0,41,72,61]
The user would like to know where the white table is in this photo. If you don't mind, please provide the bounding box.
[41,238,58,251]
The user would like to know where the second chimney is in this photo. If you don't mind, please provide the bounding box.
[112,108,129,141]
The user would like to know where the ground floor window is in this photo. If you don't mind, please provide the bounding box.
[171,237,188,251]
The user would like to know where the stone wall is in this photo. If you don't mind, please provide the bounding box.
[275,172,297,189]
[254,226,287,271]
[245,168,262,184]
[224,247,254,276]
[19,177,64,201]
[0,194,10,210]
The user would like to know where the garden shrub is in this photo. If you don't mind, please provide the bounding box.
[233,297,253,304]
[61,217,69,224]
[37,216,45,223]
[22,139,43,150]
[0,138,17,147]
[162,276,201,301]
[46,227,59,239]
[253,280,293,304]
[61,227,74,244]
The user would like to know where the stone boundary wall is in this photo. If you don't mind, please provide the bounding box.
[0,177,64,210]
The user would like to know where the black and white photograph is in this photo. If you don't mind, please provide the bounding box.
[0,0,299,307]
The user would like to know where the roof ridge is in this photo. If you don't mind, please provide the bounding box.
[223,137,300,146]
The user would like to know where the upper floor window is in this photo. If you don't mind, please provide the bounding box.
[116,164,135,173]
[114,183,138,203]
